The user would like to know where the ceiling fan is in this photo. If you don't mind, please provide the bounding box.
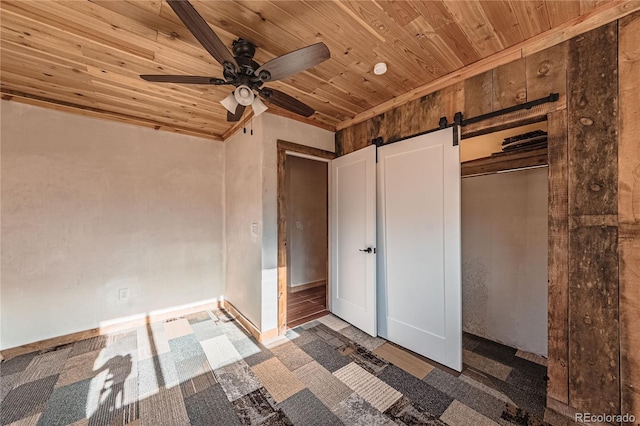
[140,0,330,122]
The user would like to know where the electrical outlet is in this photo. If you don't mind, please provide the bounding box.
[296,221,303,230]
[118,288,129,300]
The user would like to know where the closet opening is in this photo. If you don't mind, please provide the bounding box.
[460,121,550,368]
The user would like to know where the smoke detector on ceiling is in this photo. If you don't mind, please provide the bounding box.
[373,62,387,75]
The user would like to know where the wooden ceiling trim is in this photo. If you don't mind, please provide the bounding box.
[337,0,640,131]
[1,88,223,141]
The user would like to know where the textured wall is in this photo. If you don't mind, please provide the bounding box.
[224,114,334,332]
[286,156,328,287]
[260,114,334,331]
[461,167,548,356]
[224,116,265,330]
[1,101,225,349]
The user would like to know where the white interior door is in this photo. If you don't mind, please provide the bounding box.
[377,127,462,371]
[330,145,377,336]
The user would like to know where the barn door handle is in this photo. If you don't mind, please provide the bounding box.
[359,247,373,253]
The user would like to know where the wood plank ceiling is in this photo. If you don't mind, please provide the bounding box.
[0,1,617,140]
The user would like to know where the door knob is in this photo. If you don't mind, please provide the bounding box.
[359,247,373,253]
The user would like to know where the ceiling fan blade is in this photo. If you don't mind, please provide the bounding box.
[166,0,237,69]
[227,104,246,122]
[140,75,227,84]
[259,88,314,117]
[254,43,330,82]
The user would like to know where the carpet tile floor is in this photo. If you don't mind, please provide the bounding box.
[0,310,554,426]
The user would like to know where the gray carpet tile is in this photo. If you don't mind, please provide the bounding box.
[423,368,506,421]
[185,311,213,325]
[169,334,206,363]
[277,389,343,426]
[137,324,172,361]
[217,321,252,343]
[467,369,546,420]
[140,385,190,426]
[511,357,548,381]
[0,374,58,425]
[471,336,518,367]
[174,353,212,385]
[462,333,482,352]
[505,368,547,397]
[332,393,395,426]
[1,373,20,403]
[0,308,548,426]
[69,336,108,358]
[191,319,224,341]
[215,360,262,402]
[378,365,454,417]
[37,378,92,426]
[286,328,319,348]
[138,352,179,398]
[232,387,278,425]
[300,339,350,373]
[301,320,321,330]
[103,332,138,359]
[184,383,241,426]
[231,337,263,360]
[179,370,218,399]
[243,347,274,367]
[384,397,448,426]
[14,348,71,388]
[0,353,37,377]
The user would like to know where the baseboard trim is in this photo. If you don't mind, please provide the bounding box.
[1,299,223,360]
[222,300,278,343]
[288,279,326,293]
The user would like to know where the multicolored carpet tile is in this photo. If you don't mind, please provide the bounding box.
[0,310,553,425]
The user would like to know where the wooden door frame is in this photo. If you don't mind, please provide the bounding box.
[459,102,569,412]
[277,140,336,335]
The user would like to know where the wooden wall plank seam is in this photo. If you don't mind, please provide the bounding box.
[566,21,620,415]
[618,10,640,419]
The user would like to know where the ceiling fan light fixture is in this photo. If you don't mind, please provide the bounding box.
[252,96,268,117]
[234,85,254,106]
[220,93,239,113]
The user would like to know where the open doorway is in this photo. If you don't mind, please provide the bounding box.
[285,154,329,327]
[276,140,335,334]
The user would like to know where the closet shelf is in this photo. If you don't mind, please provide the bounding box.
[461,147,548,177]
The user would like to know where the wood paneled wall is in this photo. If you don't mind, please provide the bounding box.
[335,12,640,420]
[619,12,640,420]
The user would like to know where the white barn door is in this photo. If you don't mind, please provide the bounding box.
[330,145,377,336]
[377,127,462,371]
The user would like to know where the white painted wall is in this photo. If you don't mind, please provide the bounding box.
[224,114,334,332]
[224,116,265,330]
[261,114,334,330]
[461,167,548,356]
[1,101,225,349]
